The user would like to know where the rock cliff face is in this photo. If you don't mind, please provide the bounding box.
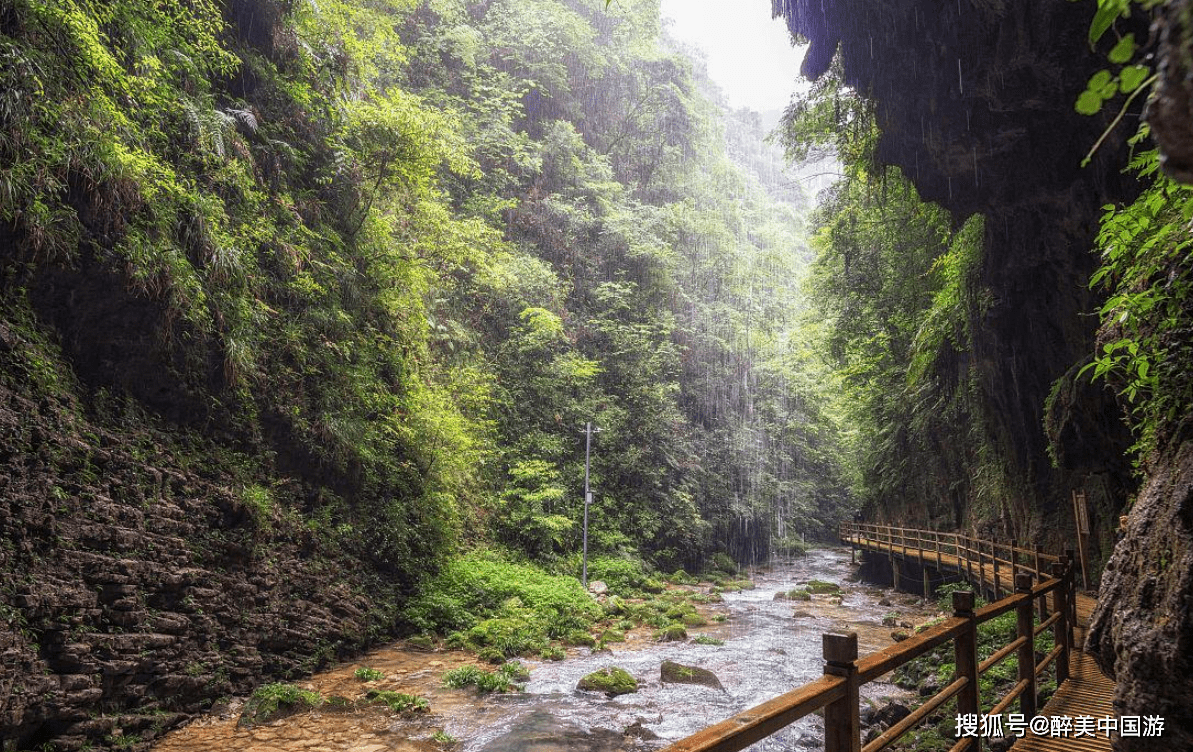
[0,319,400,751]
[773,1,1193,744]
[772,0,1138,561]
[1088,428,1193,750]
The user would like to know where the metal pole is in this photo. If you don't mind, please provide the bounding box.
[582,421,592,588]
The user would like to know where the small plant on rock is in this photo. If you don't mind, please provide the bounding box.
[239,683,323,726]
[364,689,429,713]
[354,666,384,681]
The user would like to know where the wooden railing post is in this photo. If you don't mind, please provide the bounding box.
[1051,562,1070,684]
[1064,549,1079,632]
[992,543,1002,600]
[935,532,942,573]
[1010,538,1019,586]
[1015,572,1037,719]
[823,632,860,752]
[1034,545,1046,620]
[965,536,975,586]
[953,591,980,752]
[976,541,986,598]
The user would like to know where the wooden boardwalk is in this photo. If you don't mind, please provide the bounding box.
[1010,638,1116,751]
[842,525,1115,752]
[660,524,1116,752]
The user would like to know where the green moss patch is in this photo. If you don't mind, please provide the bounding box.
[577,667,638,696]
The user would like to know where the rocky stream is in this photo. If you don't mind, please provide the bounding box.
[152,549,935,752]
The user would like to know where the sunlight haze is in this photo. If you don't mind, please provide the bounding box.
[659,0,808,112]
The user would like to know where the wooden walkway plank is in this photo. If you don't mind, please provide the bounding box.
[842,528,1116,752]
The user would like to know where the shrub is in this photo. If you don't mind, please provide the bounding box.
[667,569,698,585]
[442,663,525,693]
[364,690,429,713]
[354,667,384,682]
[405,552,600,637]
[708,552,738,575]
[586,556,652,594]
[539,645,566,661]
[692,634,724,646]
[239,683,322,726]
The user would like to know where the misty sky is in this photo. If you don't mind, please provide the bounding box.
[659,0,808,113]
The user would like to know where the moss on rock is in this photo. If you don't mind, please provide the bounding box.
[577,667,638,696]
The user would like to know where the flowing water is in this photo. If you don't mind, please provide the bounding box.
[154,548,937,752]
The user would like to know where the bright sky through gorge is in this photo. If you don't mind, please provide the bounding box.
[660,0,808,112]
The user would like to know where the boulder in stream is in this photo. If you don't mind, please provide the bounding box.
[660,660,724,691]
[653,624,687,642]
[577,667,638,696]
[805,579,841,594]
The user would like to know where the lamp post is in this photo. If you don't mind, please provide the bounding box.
[582,421,601,588]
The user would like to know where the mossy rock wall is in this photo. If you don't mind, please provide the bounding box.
[0,340,408,751]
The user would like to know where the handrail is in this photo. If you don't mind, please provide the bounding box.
[660,526,1076,752]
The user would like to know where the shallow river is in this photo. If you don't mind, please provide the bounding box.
[154,548,937,752]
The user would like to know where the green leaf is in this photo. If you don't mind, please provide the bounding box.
[1076,90,1104,115]
[1089,0,1130,45]
[1108,33,1137,64]
[1088,69,1113,90]
[1120,65,1150,93]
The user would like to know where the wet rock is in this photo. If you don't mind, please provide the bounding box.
[987,737,1014,752]
[878,597,893,607]
[919,674,941,697]
[480,710,625,751]
[791,610,812,618]
[660,660,723,691]
[891,631,910,642]
[805,580,840,594]
[1089,438,1193,752]
[881,615,899,627]
[653,624,687,642]
[871,702,911,727]
[405,635,435,651]
[624,721,660,741]
[577,667,638,696]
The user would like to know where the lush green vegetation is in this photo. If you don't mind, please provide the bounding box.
[780,76,1006,523]
[1060,0,1193,471]
[363,689,430,713]
[239,683,323,726]
[442,662,528,693]
[0,0,853,622]
[354,666,385,682]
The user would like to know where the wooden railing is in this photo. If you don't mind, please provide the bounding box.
[661,526,1077,752]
